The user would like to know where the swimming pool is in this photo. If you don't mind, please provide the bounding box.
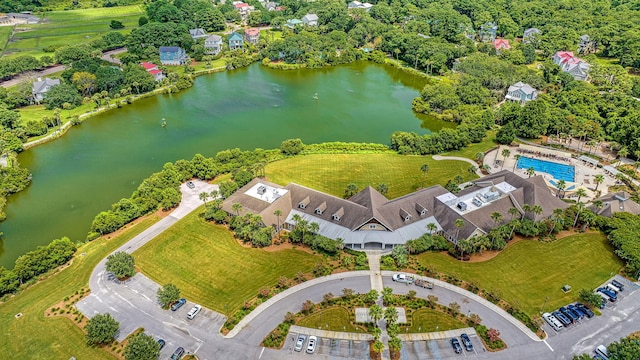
[517,156,575,182]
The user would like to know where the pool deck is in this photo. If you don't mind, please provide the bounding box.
[484,144,620,202]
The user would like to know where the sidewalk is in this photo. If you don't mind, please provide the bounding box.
[398,327,476,341]
[366,251,384,292]
[432,155,484,177]
[289,325,373,341]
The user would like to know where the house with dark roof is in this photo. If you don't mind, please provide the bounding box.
[159,46,188,65]
[505,82,538,104]
[222,170,567,249]
[589,192,640,217]
[479,22,498,42]
[189,28,208,40]
[204,35,223,55]
[578,35,596,55]
[523,28,541,43]
[32,77,60,104]
[229,32,244,50]
[553,51,590,81]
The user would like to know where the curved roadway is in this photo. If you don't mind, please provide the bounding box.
[76,180,640,360]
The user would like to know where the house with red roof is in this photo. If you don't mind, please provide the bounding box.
[244,28,260,44]
[552,51,590,81]
[140,62,165,81]
[492,39,511,54]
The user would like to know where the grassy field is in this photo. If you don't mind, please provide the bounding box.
[0,26,13,52]
[3,5,144,59]
[134,209,323,313]
[417,233,623,316]
[409,308,467,332]
[441,130,498,160]
[297,307,364,332]
[265,153,477,199]
[0,214,161,359]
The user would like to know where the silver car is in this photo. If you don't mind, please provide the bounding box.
[306,335,317,354]
[294,334,307,352]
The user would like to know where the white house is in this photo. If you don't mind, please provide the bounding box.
[301,13,318,26]
[204,35,223,55]
[189,28,208,40]
[347,1,373,11]
[553,51,590,81]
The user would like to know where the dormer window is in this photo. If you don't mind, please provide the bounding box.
[315,201,327,215]
[332,214,340,221]
[332,207,344,222]
[420,209,427,216]
[400,208,412,222]
[415,203,427,216]
[298,196,310,209]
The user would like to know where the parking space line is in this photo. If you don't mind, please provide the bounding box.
[259,347,265,359]
[544,340,554,352]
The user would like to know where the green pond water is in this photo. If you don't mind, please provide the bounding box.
[0,62,454,267]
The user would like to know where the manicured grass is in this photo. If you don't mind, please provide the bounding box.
[0,214,161,359]
[0,26,13,51]
[134,209,323,313]
[441,130,498,160]
[409,308,467,333]
[3,5,143,58]
[297,307,364,332]
[417,233,623,316]
[265,153,477,199]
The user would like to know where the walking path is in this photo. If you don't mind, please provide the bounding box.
[432,155,484,177]
[366,251,384,292]
[398,327,476,341]
[289,325,373,341]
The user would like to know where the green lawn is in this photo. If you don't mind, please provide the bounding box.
[265,153,477,199]
[417,233,623,315]
[0,26,13,52]
[441,130,498,160]
[409,308,467,332]
[3,5,144,59]
[297,307,364,332]
[0,214,161,359]
[134,208,323,313]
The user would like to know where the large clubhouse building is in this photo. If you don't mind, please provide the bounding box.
[222,171,568,249]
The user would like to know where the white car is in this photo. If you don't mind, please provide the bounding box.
[294,334,307,352]
[306,335,317,354]
[186,304,202,320]
[392,273,413,283]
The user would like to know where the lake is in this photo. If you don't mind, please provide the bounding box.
[0,62,454,267]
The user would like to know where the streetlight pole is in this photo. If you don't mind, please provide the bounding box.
[540,296,549,314]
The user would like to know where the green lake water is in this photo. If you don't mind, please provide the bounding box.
[0,62,454,267]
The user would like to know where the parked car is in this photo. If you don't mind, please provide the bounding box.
[294,334,307,352]
[460,333,473,351]
[306,335,317,354]
[595,344,610,360]
[568,304,585,319]
[553,310,572,326]
[392,273,414,283]
[576,303,594,318]
[542,312,564,331]
[170,347,185,360]
[157,339,166,350]
[605,283,621,294]
[560,307,578,322]
[611,279,625,291]
[450,338,462,354]
[597,288,617,302]
[187,304,202,320]
[414,278,433,289]
[186,181,195,189]
[171,298,186,311]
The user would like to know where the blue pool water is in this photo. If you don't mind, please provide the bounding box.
[517,156,575,182]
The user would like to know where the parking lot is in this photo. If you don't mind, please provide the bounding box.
[400,335,486,360]
[281,332,371,359]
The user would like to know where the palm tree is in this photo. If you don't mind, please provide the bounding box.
[475,152,485,164]
[576,188,587,203]
[548,208,565,235]
[617,147,629,166]
[454,219,465,242]
[522,204,532,218]
[372,340,385,355]
[388,337,402,353]
[210,189,219,199]
[384,306,398,324]
[594,174,604,192]
[199,192,209,208]
[531,205,543,221]
[526,167,535,178]
[490,212,503,226]
[573,203,584,228]
[274,209,282,231]
[468,165,477,176]
[512,154,521,171]
[376,183,389,195]
[420,163,429,188]
[231,202,242,216]
[291,213,302,229]
[508,219,520,238]
[501,148,511,170]
[426,222,437,234]
[309,222,320,234]
[369,304,383,325]
[592,200,604,213]
[344,183,358,198]
[556,180,566,198]
[508,207,520,220]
